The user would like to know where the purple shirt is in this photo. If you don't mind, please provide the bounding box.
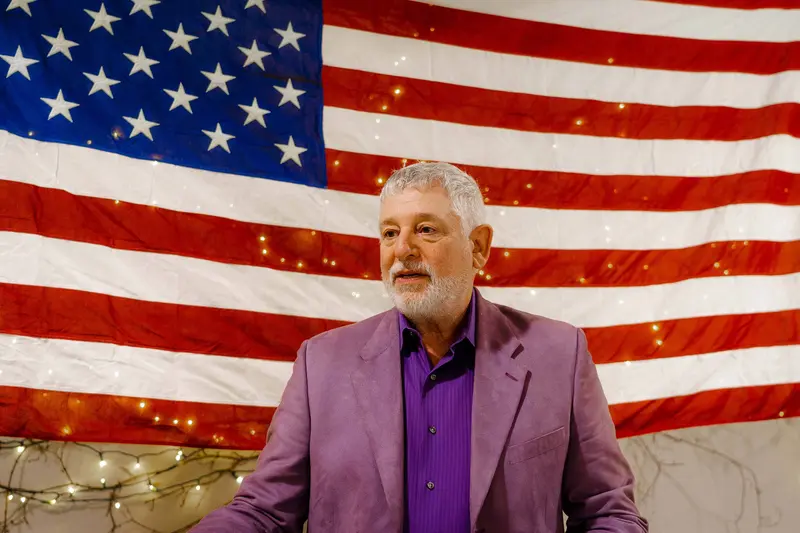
[399,292,477,533]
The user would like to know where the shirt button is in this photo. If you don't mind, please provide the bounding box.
[430,374,437,381]
[429,426,437,435]
[426,481,435,490]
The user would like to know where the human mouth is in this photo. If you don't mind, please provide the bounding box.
[394,271,429,284]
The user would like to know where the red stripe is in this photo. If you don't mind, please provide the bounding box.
[584,309,800,364]
[0,383,795,450]
[2,181,798,289]
[612,384,800,439]
[650,0,799,9]
[323,66,800,141]
[0,283,343,362]
[2,283,796,366]
[326,151,800,211]
[0,385,273,450]
[323,0,800,75]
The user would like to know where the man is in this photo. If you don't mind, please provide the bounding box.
[190,162,649,533]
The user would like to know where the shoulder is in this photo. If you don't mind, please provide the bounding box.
[488,301,583,358]
[303,309,393,356]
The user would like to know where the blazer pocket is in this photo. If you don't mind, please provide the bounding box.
[506,426,567,465]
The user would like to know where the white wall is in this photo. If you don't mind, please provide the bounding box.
[0,417,797,532]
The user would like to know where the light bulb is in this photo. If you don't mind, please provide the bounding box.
[139,401,146,408]
[195,485,201,491]
[99,459,107,468]
[100,478,106,485]
[149,484,156,491]
[134,462,141,469]
[50,499,56,505]
[20,497,25,503]
[16,446,24,454]
[115,502,121,509]
[8,494,13,501]
[236,476,244,484]
[187,419,194,426]
[68,486,75,494]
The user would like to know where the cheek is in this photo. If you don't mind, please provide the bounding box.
[379,248,394,272]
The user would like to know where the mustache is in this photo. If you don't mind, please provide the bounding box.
[388,261,433,282]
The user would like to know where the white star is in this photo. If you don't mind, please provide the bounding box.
[245,0,266,13]
[163,23,198,54]
[275,136,307,167]
[238,40,270,70]
[273,79,305,109]
[124,46,159,78]
[239,97,270,127]
[202,6,235,37]
[202,123,235,153]
[274,22,305,51]
[42,29,79,61]
[123,109,159,141]
[84,67,120,98]
[41,90,79,122]
[1,46,38,80]
[6,0,35,17]
[201,63,235,94]
[164,83,198,113]
[85,3,121,35]
[129,0,160,18]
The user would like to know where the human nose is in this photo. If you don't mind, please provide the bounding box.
[394,229,418,261]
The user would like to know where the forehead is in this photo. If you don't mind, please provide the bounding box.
[379,186,454,221]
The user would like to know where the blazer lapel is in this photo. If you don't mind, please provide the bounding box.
[470,294,529,530]
[350,311,404,533]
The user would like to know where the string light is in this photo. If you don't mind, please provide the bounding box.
[173,419,179,425]
[485,275,492,280]
[139,401,146,408]
[115,502,121,509]
[68,486,75,494]
[575,119,583,126]
[607,57,614,64]
[334,160,340,166]
[28,131,34,136]
[579,277,586,284]
[714,262,720,268]
[49,499,56,505]
[187,419,194,426]
[100,478,106,485]
[618,103,625,109]
[381,105,387,111]
[607,263,613,269]
[134,462,141,469]
[503,251,510,257]
[8,494,13,501]
[394,88,401,95]
[259,236,266,242]
[330,260,336,266]
[236,476,244,484]
[195,485,201,491]
[16,446,24,453]
[526,184,532,189]
[652,324,660,331]
[655,340,663,346]
[20,497,26,503]
[154,416,160,422]
[99,458,107,468]
[87,140,93,145]
[779,411,785,417]
[115,200,120,204]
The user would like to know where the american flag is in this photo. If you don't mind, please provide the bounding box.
[0,0,798,451]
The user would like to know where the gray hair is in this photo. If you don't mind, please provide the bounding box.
[379,161,486,235]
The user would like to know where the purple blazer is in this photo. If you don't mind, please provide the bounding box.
[191,292,648,533]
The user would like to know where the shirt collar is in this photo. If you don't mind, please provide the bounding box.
[398,288,477,352]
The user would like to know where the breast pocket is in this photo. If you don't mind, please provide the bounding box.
[506,426,567,465]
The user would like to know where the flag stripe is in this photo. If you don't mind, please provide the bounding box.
[326,0,800,72]
[324,107,800,177]
[326,151,800,211]
[2,330,796,419]
[406,0,800,42]
[2,382,796,451]
[4,181,798,288]
[0,385,273,450]
[1,283,797,366]
[0,283,341,362]
[0,333,293,408]
[323,66,800,142]
[6,135,800,250]
[322,25,800,109]
[611,383,799,439]
[2,231,799,328]
[597,344,800,404]
[647,1,798,10]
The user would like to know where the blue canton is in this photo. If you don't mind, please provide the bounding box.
[0,0,325,187]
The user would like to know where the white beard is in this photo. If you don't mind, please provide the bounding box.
[383,259,473,322]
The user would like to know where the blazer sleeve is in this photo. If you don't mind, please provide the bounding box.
[561,329,649,533]
[190,341,312,533]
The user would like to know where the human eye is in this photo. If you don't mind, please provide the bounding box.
[381,228,398,239]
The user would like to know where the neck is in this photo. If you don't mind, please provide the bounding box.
[405,289,472,363]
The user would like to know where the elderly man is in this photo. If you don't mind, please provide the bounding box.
[191,162,648,533]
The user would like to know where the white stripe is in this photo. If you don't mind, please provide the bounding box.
[598,344,800,404]
[416,0,800,43]
[2,333,797,409]
[0,334,292,407]
[2,231,798,328]
[324,107,800,176]
[322,25,800,108]
[4,133,799,252]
